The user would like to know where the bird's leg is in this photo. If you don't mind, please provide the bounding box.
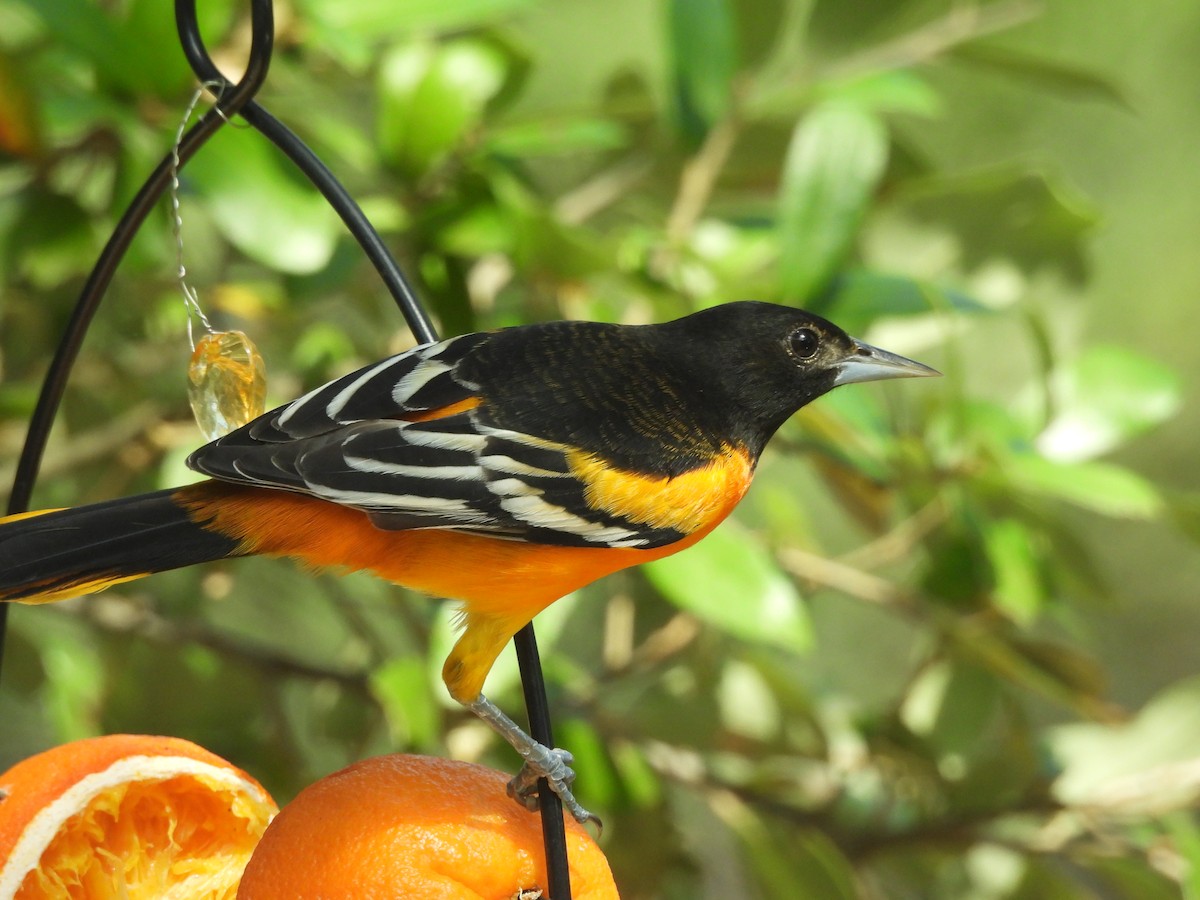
[466,694,598,826]
[447,611,599,824]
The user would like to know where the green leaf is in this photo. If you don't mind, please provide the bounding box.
[370,656,440,748]
[14,0,134,92]
[376,38,508,176]
[1082,857,1182,900]
[930,399,1040,466]
[435,205,514,257]
[554,718,620,811]
[750,69,941,122]
[736,814,859,900]
[778,102,889,303]
[1167,491,1200,549]
[291,323,359,375]
[951,43,1130,109]
[820,70,942,117]
[895,166,1099,283]
[12,0,209,96]
[900,659,1001,757]
[33,619,106,742]
[118,0,207,94]
[298,0,532,39]
[1037,345,1183,462]
[0,1,42,48]
[798,386,898,480]
[667,0,738,140]
[983,517,1045,624]
[1162,812,1200,900]
[921,524,991,610]
[821,269,989,333]
[717,659,781,741]
[644,521,812,654]
[8,188,97,288]
[486,117,629,158]
[187,127,340,275]
[610,740,663,808]
[1002,455,1163,519]
[672,789,756,896]
[1050,676,1200,811]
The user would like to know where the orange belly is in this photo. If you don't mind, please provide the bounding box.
[179,480,733,617]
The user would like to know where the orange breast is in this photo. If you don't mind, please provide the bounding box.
[566,444,753,535]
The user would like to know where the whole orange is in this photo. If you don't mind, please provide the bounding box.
[0,733,277,899]
[237,753,619,899]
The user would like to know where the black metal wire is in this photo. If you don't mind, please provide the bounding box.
[515,626,574,899]
[3,2,574,894]
[0,0,275,661]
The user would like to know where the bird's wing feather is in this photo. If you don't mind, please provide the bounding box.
[187,335,687,549]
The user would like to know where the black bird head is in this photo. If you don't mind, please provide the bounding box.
[460,300,938,475]
[661,301,940,455]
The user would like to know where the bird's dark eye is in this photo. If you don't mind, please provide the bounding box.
[788,327,820,360]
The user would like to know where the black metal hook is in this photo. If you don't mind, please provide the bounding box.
[3,2,573,896]
[5,0,272,518]
[174,0,436,345]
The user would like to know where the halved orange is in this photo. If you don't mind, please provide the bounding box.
[0,734,277,899]
[237,753,619,899]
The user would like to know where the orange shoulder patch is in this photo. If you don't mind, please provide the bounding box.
[399,396,482,423]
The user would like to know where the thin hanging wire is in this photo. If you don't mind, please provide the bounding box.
[169,81,226,347]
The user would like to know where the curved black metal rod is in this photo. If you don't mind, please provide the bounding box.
[175,0,435,344]
[0,0,275,667]
[4,0,273,517]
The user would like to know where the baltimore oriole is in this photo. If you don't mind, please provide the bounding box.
[0,301,937,821]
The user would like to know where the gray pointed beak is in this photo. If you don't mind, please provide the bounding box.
[834,339,941,386]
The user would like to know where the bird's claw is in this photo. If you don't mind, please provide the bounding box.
[507,745,574,810]
[505,746,600,828]
[465,695,601,827]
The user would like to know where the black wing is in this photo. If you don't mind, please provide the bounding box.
[187,332,685,549]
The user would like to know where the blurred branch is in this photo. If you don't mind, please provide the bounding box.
[628,612,703,672]
[778,545,917,611]
[327,577,430,663]
[1072,757,1200,819]
[778,544,1120,721]
[624,727,1187,880]
[596,603,702,686]
[838,499,949,571]
[55,594,373,695]
[555,155,655,225]
[822,1,1042,81]
[948,617,1122,722]
[0,403,163,504]
[835,793,1064,861]
[664,108,744,246]
[629,732,1069,861]
[634,731,1173,881]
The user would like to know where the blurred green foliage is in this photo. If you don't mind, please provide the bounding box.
[2,0,1199,897]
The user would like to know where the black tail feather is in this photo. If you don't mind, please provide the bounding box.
[0,488,241,602]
